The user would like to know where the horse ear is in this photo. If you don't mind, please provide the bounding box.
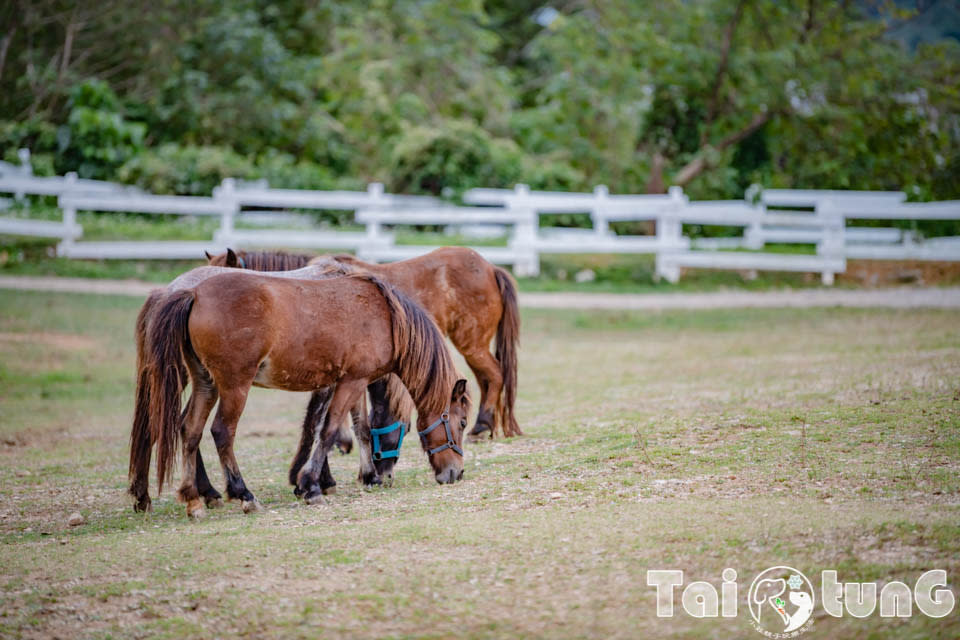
[204,250,213,261]
[451,378,468,401]
[226,248,238,267]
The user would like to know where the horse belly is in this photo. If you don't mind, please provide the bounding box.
[252,356,336,392]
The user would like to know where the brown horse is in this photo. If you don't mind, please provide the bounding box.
[209,247,521,441]
[141,270,470,518]
[128,262,359,512]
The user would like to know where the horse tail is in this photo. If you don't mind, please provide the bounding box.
[494,267,522,437]
[350,273,455,417]
[128,290,164,509]
[144,289,196,493]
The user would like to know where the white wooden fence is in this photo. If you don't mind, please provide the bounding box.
[1,150,959,284]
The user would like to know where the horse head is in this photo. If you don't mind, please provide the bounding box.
[418,378,471,484]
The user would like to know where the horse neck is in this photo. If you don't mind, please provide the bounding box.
[378,263,447,332]
[390,313,450,420]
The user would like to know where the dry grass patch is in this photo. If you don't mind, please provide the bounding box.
[0,291,958,638]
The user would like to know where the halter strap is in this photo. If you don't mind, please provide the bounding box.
[371,420,406,460]
[418,412,463,457]
[237,254,247,269]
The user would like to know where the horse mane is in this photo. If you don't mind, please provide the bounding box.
[307,253,365,269]
[236,250,314,271]
[384,374,415,425]
[349,273,457,417]
[310,261,357,279]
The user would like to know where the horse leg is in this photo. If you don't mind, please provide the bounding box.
[195,450,223,508]
[209,384,261,513]
[462,347,503,440]
[350,390,380,487]
[297,380,366,504]
[180,393,224,508]
[178,384,218,519]
[336,417,354,455]
[317,455,337,495]
[289,389,334,495]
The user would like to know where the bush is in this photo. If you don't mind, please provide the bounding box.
[118,144,257,195]
[389,119,523,197]
[0,120,60,171]
[254,151,347,191]
[520,155,586,192]
[56,80,146,180]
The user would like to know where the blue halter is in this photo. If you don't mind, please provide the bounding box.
[371,420,406,461]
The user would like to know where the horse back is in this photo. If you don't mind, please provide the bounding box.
[188,273,395,391]
[342,247,502,334]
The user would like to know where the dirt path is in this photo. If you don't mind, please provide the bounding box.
[521,286,960,310]
[1,274,959,309]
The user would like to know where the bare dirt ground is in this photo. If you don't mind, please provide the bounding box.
[1,274,959,309]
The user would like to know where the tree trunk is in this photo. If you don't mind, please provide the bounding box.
[672,110,775,187]
[0,27,14,83]
[644,152,666,194]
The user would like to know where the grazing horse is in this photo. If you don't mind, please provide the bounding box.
[140,271,470,518]
[129,263,396,512]
[209,247,521,450]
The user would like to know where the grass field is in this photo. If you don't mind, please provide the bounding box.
[0,289,958,638]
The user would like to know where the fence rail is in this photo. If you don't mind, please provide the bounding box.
[1,149,959,283]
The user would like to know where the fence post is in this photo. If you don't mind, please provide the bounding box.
[356,183,390,262]
[816,199,846,286]
[744,183,764,250]
[18,148,32,176]
[366,182,386,242]
[13,148,33,201]
[56,173,80,256]
[654,186,685,283]
[214,178,239,246]
[508,183,540,277]
[592,184,609,236]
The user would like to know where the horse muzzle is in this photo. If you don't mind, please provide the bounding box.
[435,466,464,485]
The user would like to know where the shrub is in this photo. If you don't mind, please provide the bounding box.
[389,119,523,197]
[0,120,60,171]
[56,80,146,180]
[118,144,256,195]
[254,151,346,191]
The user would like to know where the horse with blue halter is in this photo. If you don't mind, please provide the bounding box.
[138,269,470,518]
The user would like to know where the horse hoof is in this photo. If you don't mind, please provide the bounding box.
[133,497,152,513]
[241,499,263,514]
[321,486,336,496]
[205,496,223,509]
[304,491,327,505]
[187,500,206,520]
[468,423,492,443]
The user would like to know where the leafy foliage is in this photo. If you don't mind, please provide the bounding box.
[57,81,146,180]
[0,0,957,208]
[389,120,522,196]
[117,144,256,196]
